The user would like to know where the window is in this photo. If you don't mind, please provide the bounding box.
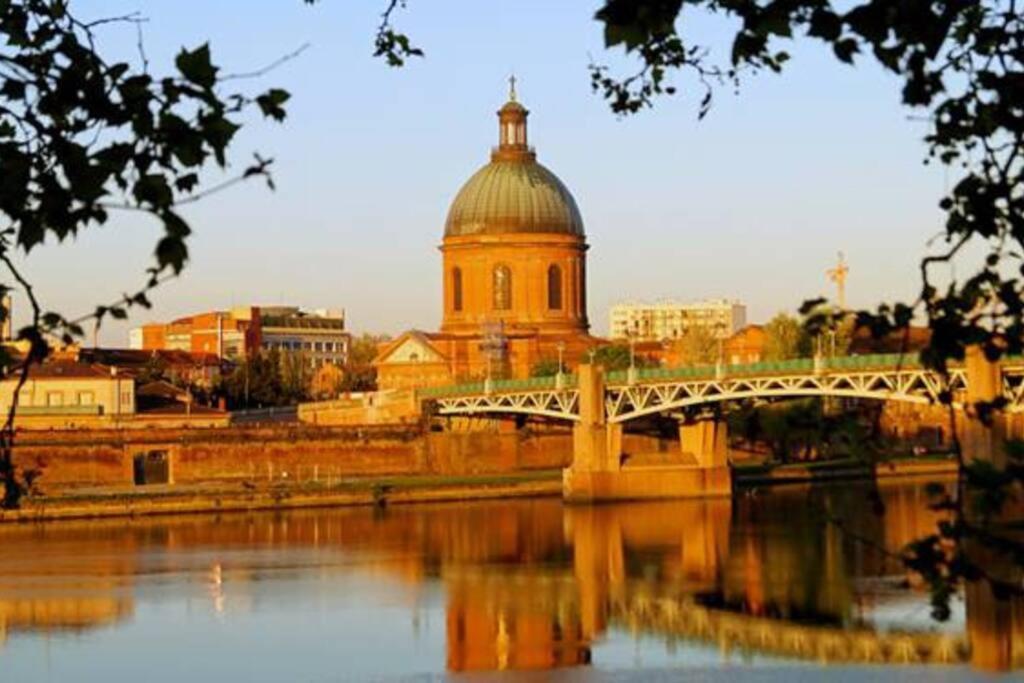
[77,391,95,406]
[493,265,512,311]
[46,391,64,407]
[547,264,563,310]
[452,267,463,312]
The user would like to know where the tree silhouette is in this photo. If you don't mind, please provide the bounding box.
[0,1,291,507]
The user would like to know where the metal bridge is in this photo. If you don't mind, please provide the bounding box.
[419,354,1024,424]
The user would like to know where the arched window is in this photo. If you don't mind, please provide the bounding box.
[547,264,563,310]
[452,267,463,312]
[493,265,512,311]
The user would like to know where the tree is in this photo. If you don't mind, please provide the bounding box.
[218,349,313,409]
[763,313,811,361]
[0,1,293,507]
[588,344,659,371]
[311,362,345,399]
[341,333,389,392]
[279,349,314,403]
[676,326,718,365]
[531,358,561,377]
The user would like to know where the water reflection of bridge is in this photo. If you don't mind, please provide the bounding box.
[613,591,965,665]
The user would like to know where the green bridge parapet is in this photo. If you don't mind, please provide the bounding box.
[418,352,940,400]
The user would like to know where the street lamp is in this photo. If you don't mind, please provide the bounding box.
[556,341,566,389]
[485,351,493,394]
[715,321,726,380]
[628,331,637,385]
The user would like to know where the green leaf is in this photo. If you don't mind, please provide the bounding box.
[155,236,189,274]
[175,43,218,89]
[256,88,290,122]
[0,79,25,100]
[161,210,191,239]
[133,174,173,208]
[833,38,859,64]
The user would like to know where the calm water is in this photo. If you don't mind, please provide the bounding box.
[0,481,1008,681]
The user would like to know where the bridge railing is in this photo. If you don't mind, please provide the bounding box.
[418,353,929,399]
[417,373,579,400]
[606,352,924,386]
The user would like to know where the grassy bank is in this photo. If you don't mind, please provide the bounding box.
[0,470,564,523]
[733,455,958,487]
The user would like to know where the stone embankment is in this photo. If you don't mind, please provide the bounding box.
[0,471,564,523]
[4,421,574,521]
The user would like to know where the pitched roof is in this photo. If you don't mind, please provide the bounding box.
[373,330,448,365]
[14,360,115,380]
[80,348,223,368]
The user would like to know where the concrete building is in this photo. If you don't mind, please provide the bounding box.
[0,360,136,419]
[258,307,349,368]
[609,299,747,342]
[130,307,260,360]
[131,306,350,367]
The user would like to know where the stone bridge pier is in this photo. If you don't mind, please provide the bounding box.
[563,364,731,502]
[678,419,728,468]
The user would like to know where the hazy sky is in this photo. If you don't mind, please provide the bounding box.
[15,1,951,345]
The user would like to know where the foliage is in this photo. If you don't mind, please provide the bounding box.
[586,344,658,371]
[219,349,310,409]
[729,399,881,464]
[903,449,1024,621]
[762,312,812,361]
[310,362,345,399]
[0,1,290,508]
[340,333,389,392]
[280,349,314,401]
[675,326,719,365]
[531,359,561,377]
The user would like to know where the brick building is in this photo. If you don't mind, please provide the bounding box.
[376,84,600,390]
[131,306,349,368]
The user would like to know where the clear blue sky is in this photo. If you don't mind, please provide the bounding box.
[16,1,949,344]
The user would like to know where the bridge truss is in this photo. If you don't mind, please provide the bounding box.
[433,388,581,421]
[605,367,969,423]
[431,365,1024,423]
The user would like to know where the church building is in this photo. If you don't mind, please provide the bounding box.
[375,82,599,390]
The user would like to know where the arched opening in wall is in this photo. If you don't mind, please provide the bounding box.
[493,265,512,311]
[548,264,563,310]
[452,267,463,312]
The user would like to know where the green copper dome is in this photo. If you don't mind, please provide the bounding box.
[445,89,584,239]
[444,158,585,238]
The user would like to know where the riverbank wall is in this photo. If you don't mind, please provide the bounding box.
[11,423,575,494]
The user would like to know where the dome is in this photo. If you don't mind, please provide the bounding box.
[444,158,585,238]
[444,87,585,239]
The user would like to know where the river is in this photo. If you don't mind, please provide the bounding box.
[0,480,1015,681]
